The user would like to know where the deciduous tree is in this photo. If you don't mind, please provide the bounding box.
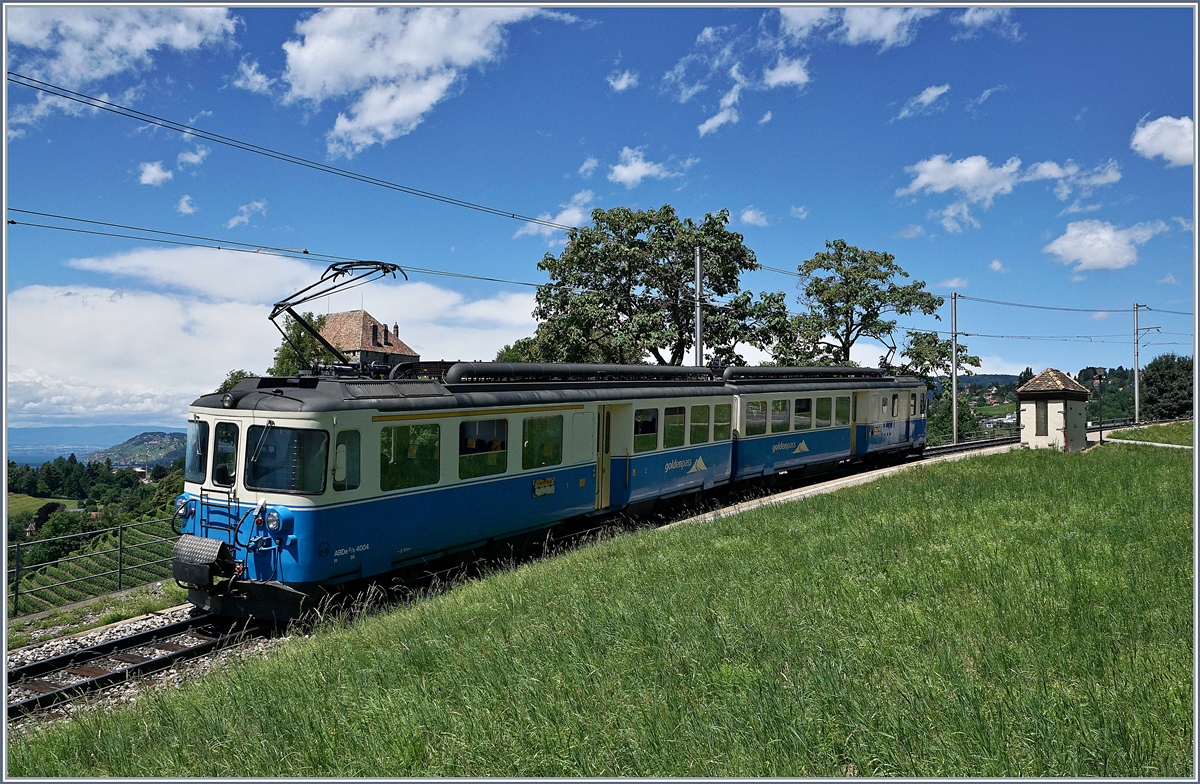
[1140,353,1193,420]
[266,312,336,376]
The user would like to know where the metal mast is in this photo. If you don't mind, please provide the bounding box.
[694,245,703,367]
[951,291,958,445]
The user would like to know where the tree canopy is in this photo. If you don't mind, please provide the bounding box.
[530,205,789,365]
[775,240,943,365]
[266,312,336,376]
[1140,353,1193,420]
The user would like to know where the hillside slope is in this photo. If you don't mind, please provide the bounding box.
[9,446,1192,777]
[86,432,186,467]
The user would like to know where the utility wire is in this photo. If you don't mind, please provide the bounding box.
[6,72,575,232]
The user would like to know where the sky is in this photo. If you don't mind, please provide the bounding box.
[4,5,1196,428]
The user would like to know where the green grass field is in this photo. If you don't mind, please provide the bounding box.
[6,494,79,516]
[7,446,1192,777]
[973,402,1016,416]
[6,581,188,651]
[1109,420,1193,446]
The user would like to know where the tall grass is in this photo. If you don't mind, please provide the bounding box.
[1109,420,1193,446]
[7,447,1192,777]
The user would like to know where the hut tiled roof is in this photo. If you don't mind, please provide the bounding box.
[1016,368,1090,397]
[319,310,418,357]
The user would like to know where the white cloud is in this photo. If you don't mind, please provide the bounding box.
[225,200,267,229]
[1089,311,1110,320]
[5,264,542,425]
[790,206,809,220]
[607,147,684,189]
[232,58,275,94]
[1157,272,1179,285]
[1172,216,1194,232]
[607,69,639,92]
[838,8,937,50]
[281,7,548,157]
[698,63,749,137]
[176,145,210,168]
[763,55,810,88]
[759,111,772,124]
[976,355,1033,375]
[952,8,1021,40]
[896,224,924,239]
[899,153,1121,230]
[176,195,196,215]
[740,207,768,227]
[778,8,837,41]
[937,277,968,289]
[893,83,950,121]
[514,190,594,239]
[138,161,173,186]
[1130,116,1194,167]
[989,259,1008,273]
[965,84,1007,116]
[1042,220,1168,271]
[7,8,237,128]
[578,157,599,178]
[1058,200,1101,216]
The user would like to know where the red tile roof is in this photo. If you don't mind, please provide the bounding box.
[319,310,417,358]
[1017,368,1090,396]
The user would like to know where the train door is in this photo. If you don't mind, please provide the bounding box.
[596,405,613,510]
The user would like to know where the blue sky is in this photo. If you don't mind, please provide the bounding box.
[4,5,1195,427]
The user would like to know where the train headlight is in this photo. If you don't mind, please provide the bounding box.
[175,498,191,518]
[222,393,235,408]
[265,509,281,531]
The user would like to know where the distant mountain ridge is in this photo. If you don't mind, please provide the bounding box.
[86,432,187,468]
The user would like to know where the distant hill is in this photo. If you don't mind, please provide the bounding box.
[959,374,1020,388]
[87,432,187,468]
[6,424,187,467]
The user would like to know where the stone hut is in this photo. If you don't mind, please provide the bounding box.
[319,310,419,369]
[1016,368,1090,452]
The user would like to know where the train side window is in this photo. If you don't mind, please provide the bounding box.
[881,396,889,416]
[910,393,917,417]
[920,392,926,415]
[185,420,209,484]
[892,394,900,418]
[522,415,563,470]
[794,398,812,430]
[460,419,508,479]
[381,424,440,490]
[212,422,238,487]
[745,400,768,436]
[663,407,686,448]
[771,400,790,433]
[835,397,851,427]
[634,408,659,452]
[815,397,832,428]
[689,405,710,444]
[333,430,361,491]
[713,404,732,441]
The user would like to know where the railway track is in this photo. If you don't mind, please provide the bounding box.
[6,613,269,720]
[923,436,1020,457]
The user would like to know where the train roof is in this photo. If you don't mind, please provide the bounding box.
[192,363,926,415]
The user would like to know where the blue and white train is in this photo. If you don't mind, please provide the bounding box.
[171,363,927,618]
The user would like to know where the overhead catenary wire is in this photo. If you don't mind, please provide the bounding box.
[6,72,576,232]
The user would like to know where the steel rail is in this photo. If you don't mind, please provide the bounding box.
[6,613,269,719]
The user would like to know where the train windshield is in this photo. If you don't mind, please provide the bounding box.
[245,425,329,494]
[185,420,209,484]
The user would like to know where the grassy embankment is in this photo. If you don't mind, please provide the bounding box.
[1108,420,1193,447]
[973,402,1016,417]
[7,580,188,651]
[8,446,1192,777]
[6,494,80,515]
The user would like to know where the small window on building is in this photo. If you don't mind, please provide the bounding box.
[689,405,710,444]
[835,396,851,427]
[794,398,812,430]
[815,397,833,428]
[771,400,790,433]
[460,419,508,479]
[522,415,563,470]
[371,324,379,346]
[333,430,361,491]
[713,404,732,441]
[381,424,440,490]
[212,422,238,487]
[1036,400,1048,436]
[745,400,768,436]
[634,408,659,452]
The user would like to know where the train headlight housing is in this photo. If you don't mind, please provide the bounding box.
[175,498,191,518]
[265,509,281,531]
[222,392,235,408]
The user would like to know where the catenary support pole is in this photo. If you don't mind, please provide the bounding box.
[1133,302,1140,423]
[694,245,703,367]
[951,292,958,445]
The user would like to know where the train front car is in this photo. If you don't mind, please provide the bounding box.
[171,377,345,620]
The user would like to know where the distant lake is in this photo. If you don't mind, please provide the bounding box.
[6,445,111,467]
